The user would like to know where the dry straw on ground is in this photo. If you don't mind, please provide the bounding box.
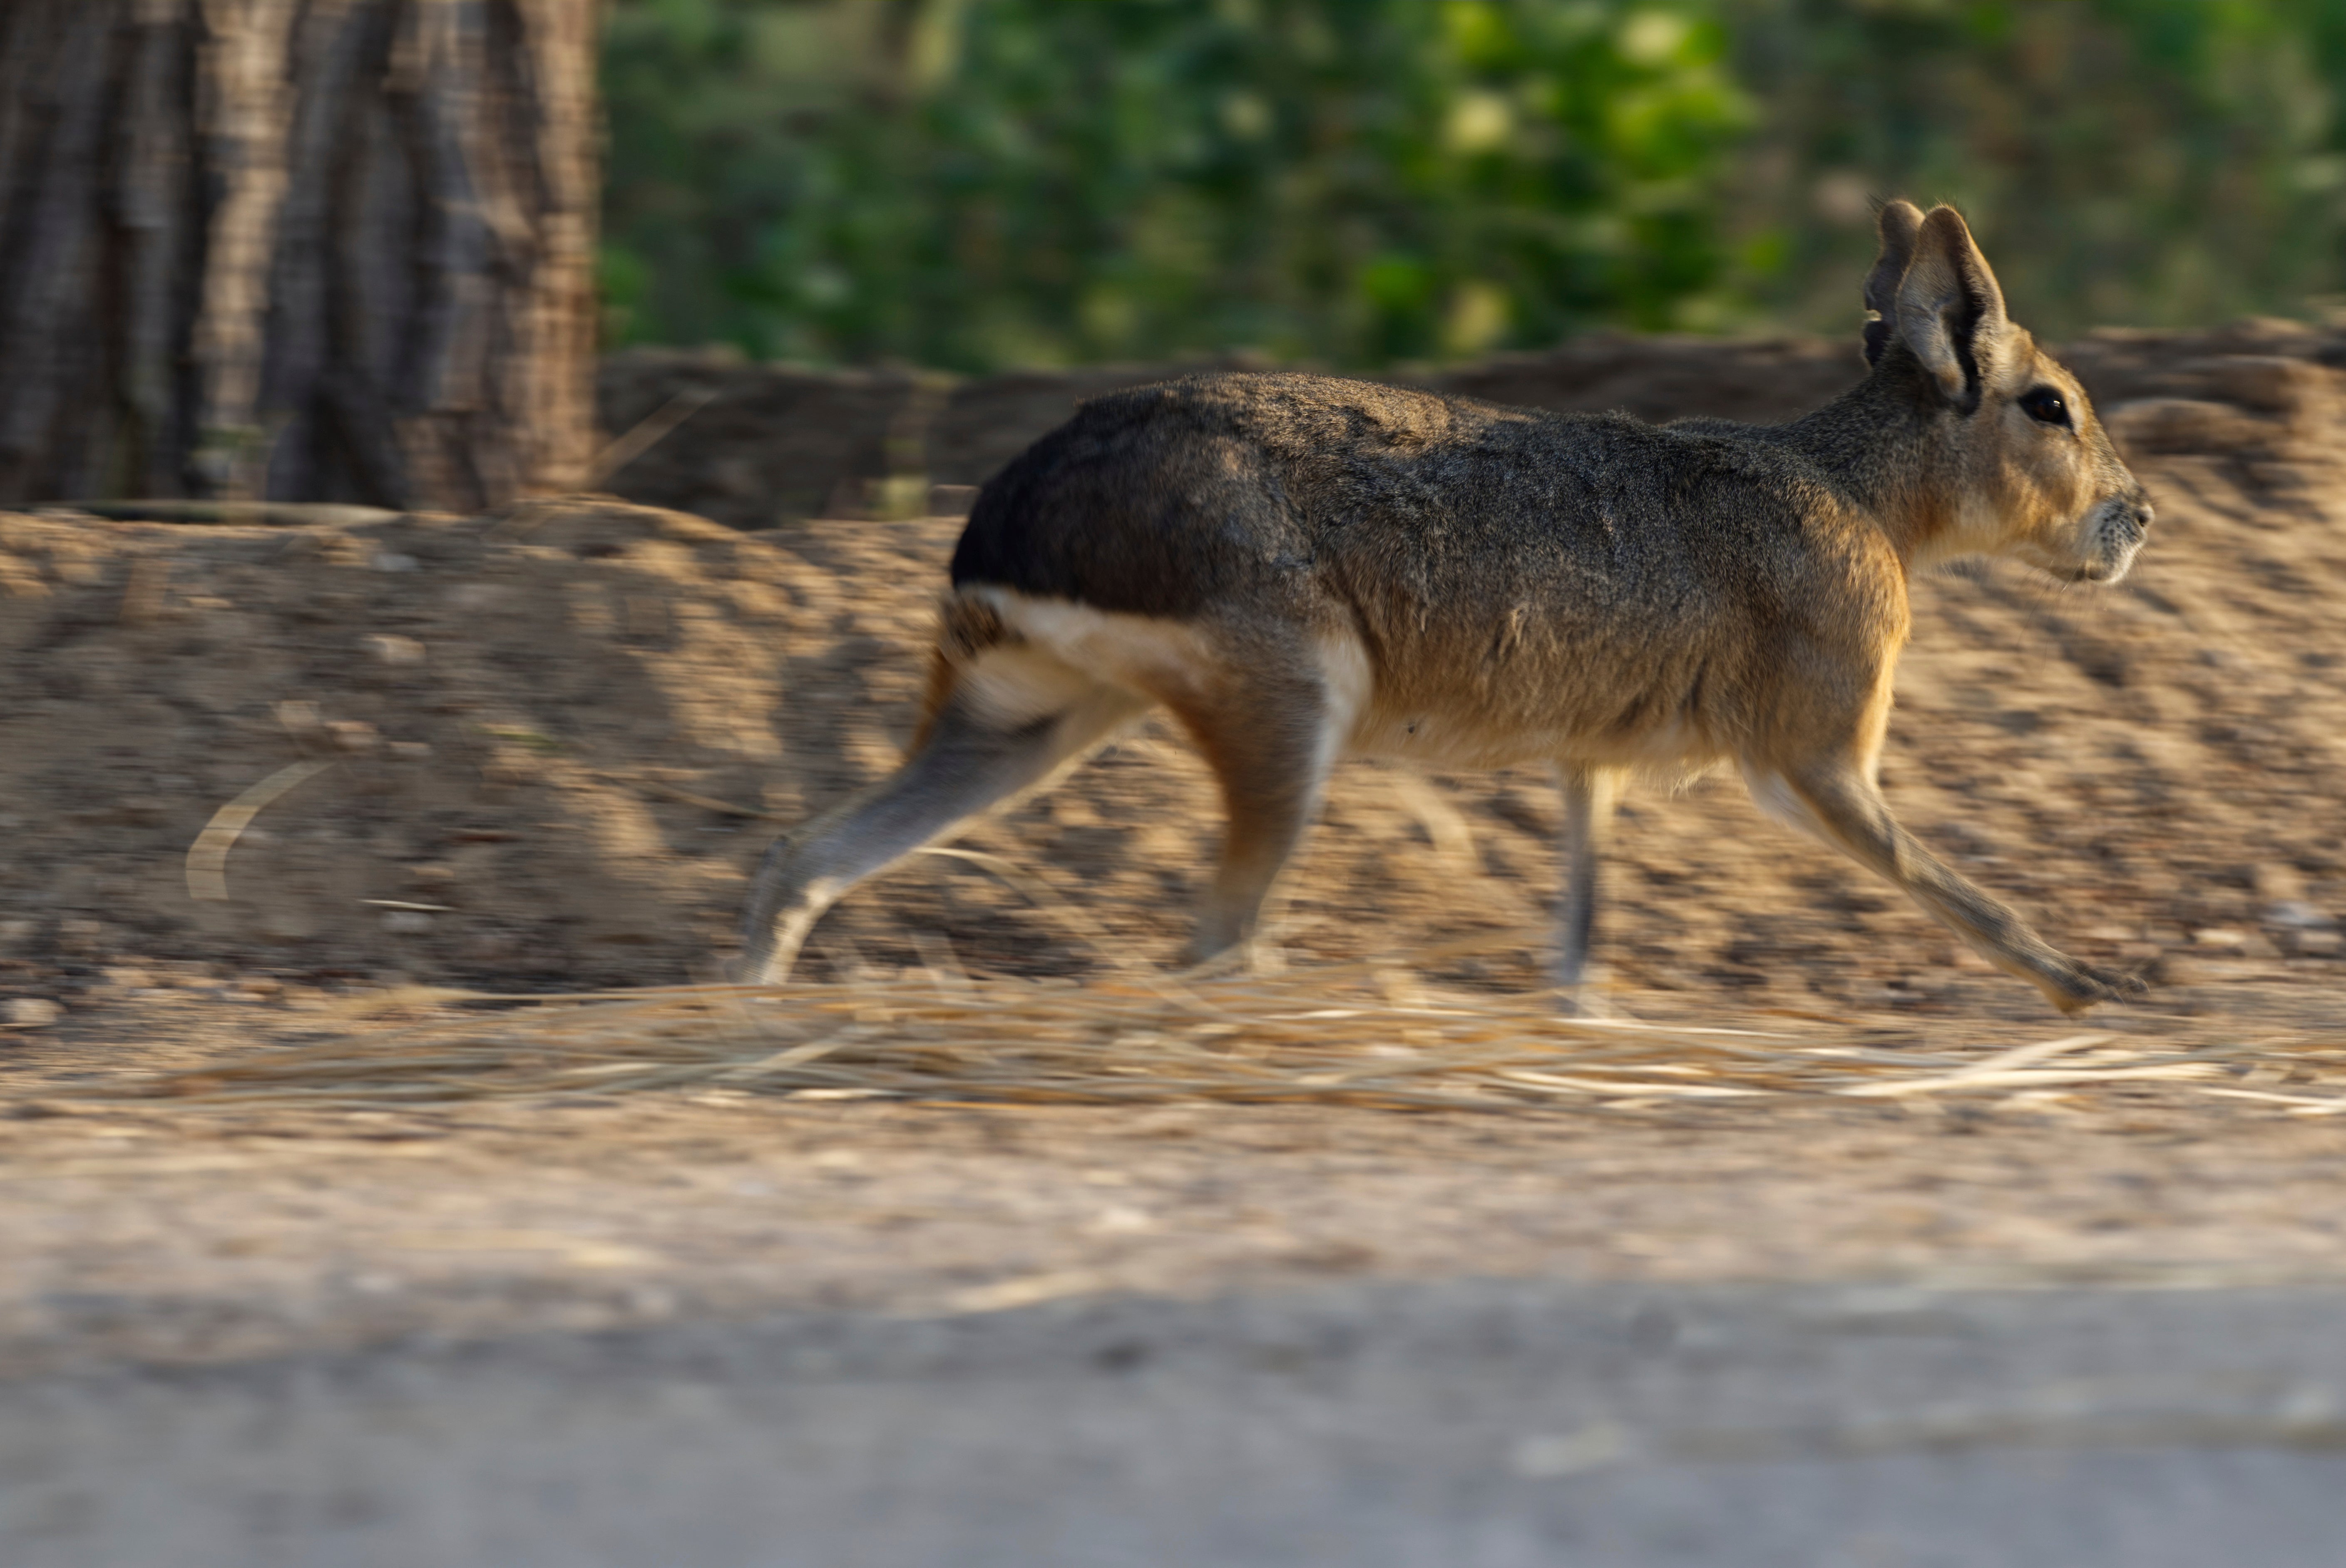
[89,928,2346,1119]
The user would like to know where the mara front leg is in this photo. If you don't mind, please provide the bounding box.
[1552,765,1627,1014]
[1752,759,2142,1014]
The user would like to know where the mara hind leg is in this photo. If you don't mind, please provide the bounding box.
[738,669,1148,984]
[1552,765,1628,1012]
[1166,661,1353,967]
[1752,757,2141,1015]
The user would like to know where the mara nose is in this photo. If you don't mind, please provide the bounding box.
[2134,500,2155,532]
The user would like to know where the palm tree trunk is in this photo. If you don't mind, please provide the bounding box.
[0,0,599,512]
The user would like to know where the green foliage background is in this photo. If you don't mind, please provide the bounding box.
[603,0,2346,370]
[1727,0,2346,340]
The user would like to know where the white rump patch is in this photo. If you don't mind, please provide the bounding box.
[963,586,1220,714]
[954,643,1111,731]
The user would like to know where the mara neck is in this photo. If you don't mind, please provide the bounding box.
[1772,361,1964,571]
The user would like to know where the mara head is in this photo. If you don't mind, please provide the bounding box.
[1862,199,2151,583]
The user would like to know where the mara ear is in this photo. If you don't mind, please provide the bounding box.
[1893,205,2008,410]
[1861,199,1924,367]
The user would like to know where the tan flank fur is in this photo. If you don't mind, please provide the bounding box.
[740,201,2154,1014]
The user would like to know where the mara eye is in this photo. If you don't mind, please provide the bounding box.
[2019,387,2070,427]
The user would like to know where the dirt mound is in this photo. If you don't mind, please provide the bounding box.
[5,325,2346,1014]
[0,502,937,990]
[597,319,2346,530]
[596,337,1871,530]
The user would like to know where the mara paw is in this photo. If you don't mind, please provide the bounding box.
[1553,987,1635,1021]
[2040,959,2148,1015]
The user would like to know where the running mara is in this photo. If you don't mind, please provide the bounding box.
[741,201,2153,1015]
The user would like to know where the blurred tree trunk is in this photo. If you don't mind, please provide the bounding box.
[0,0,599,512]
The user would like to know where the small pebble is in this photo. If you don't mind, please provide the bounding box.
[55,918,106,955]
[364,633,426,665]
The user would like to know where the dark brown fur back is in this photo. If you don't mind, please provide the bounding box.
[952,372,1907,759]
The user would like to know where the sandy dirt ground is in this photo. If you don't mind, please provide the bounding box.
[3,328,2346,1559]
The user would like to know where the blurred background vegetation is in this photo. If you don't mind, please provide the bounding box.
[601,0,2346,372]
